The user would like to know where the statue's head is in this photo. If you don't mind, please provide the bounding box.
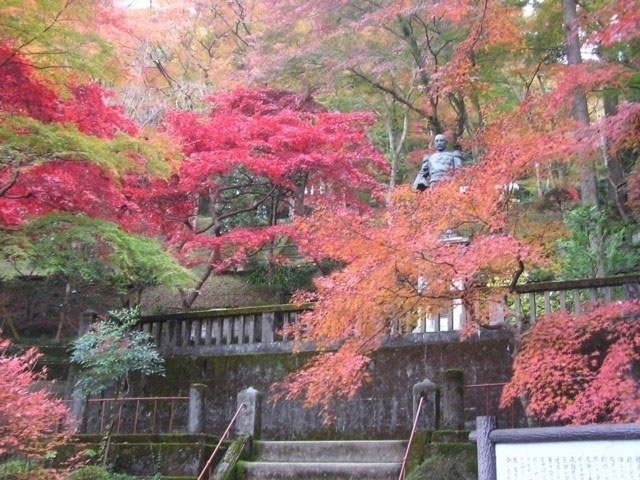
[434,134,447,151]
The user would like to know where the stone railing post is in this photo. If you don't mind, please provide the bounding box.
[79,309,97,336]
[67,390,87,433]
[236,387,262,439]
[64,309,98,427]
[261,312,275,343]
[413,379,439,430]
[441,369,465,430]
[188,383,206,434]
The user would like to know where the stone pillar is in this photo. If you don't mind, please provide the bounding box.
[441,369,465,430]
[413,379,439,430]
[67,389,87,433]
[261,312,275,343]
[79,310,97,336]
[236,387,262,439]
[188,383,206,434]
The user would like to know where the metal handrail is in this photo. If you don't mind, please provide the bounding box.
[398,395,424,480]
[197,403,247,480]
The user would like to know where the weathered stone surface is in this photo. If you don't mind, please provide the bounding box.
[136,331,513,439]
[241,439,404,479]
[413,379,439,430]
[188,383,207,434]
[441,369,465,430]
[236,387,262,439]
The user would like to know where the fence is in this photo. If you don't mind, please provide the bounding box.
[83,396,189,434]
[134,275,640,356]
[464,383,525,429]
[135,303,311,355]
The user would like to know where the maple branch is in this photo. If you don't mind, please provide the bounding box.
[0,0,77,69]
[348,68,428,119]
[525,54,551,93]
[509,260,525,292]
[195,186,277,234]
[0,168,20,197]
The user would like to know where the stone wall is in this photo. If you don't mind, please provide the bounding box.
[133,331,513,440]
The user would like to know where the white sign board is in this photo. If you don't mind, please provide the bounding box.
[496,439,640,480]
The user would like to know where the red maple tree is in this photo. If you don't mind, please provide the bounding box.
[128,88,388,308]
[0,335,68,456]
[502,301,640,425]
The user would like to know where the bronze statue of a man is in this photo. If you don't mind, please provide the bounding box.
[413,134,462,191]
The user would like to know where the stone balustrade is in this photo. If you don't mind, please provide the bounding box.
[134,274,639,356]
[135,303,313,355]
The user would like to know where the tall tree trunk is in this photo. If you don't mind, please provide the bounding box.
[563,0,604,275]
[563,0,599,208]
[602,91,633,221]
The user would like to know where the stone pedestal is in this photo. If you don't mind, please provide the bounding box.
[236,387,263,439]
[413,379,439,430]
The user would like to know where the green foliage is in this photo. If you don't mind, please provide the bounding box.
[66,466,137,480]
[558,205,640,278]
[248,262,318,295]
[0,459,37,479]
[407,453,477,480]
[0,0,116,82]
[0,116,173,178]
[70,307,165,396]
[0,213,195,292]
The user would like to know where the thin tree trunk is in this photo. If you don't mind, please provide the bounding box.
[602,92,633,221]
[562,0,599,208]
[563,0,604,276]
[54,282,71,343]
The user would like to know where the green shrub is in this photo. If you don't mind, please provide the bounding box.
[0,460,37,479]
[66,466,137,480]
[407,453,477,480]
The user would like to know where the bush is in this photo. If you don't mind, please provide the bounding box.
[66,466,137,480]
[0,460,37,479]
[407,453,477,480]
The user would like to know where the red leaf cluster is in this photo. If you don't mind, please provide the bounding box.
[0,336,68,456]
[502,301,640,425]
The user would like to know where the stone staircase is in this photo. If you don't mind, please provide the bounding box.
[240,440,406,479]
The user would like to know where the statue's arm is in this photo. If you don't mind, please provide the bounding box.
[452,150,463,168]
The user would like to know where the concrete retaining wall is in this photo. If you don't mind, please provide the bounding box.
[131,331,512,439]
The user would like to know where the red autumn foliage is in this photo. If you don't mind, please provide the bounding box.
[126,88,387,307]
[0,336,68,456]
[502,301,640,425]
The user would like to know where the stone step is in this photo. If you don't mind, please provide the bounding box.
[242,461,402,479]
[254,440,406,463]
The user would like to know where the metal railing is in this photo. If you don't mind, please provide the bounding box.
[399,395,424,480]
[464,383,524,428]
[197,403,247,480]
[87,396,189,434]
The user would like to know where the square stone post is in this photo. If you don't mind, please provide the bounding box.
[413,379,439,430]
[188,383,206,433]
[67,390,87,433]
[441,369,465,430]
[236,387,262,439]
[261,312,275,343]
